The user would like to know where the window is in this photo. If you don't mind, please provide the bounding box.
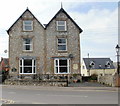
[19,58,36,74]
[105,61,111,68]
[57,21,67,31]
[89,61,95,68]
[99,64,102,68]
[58,38,67,51]
[83,66,85,69]
[23,38,32,51]
[23,20,33,31]
[54,58,70,74]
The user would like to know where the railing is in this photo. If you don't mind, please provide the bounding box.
[5,74,73,87]
[7,74,73,81]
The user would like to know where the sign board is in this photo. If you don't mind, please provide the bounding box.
[11,68,17,72]
[73,64,78,70]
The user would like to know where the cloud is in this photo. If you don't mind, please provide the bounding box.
[0,1,118,62]
[77,8,118,61]
[0,33,8,59]
[62,2,117,61]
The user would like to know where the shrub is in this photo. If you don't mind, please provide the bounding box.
[1,70,8,82]
[90,74,97,81]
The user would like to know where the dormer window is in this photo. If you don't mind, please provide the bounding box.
[105,61,111,68]
[56,21,67,31]
[89,61,95,68]
[23,20,33,31]
[99,64,102,68]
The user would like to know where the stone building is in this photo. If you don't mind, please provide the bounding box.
[7,7,83,80]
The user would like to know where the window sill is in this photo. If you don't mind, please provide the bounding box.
[58,51,67,53]
[22,50,33,53]
[21,35,34,38]
[57,30,67,32]
[54,73,70,74]
[22,30,33,32]
[19,73,36,75]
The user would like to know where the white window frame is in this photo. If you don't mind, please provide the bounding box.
[23,38,33,51]
[106,61,111,68]
[54,58,70,74]
[57,38,67,51]
[23,20,33,31]
[56,21,67,31]
[19,58,36,74]
[90,61,95,68]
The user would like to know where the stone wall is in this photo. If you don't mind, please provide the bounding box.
[6,73,82,83]
[98,73,120,87]
[4,73,82,86]
[98,75,114,86]
[4,79,67,87]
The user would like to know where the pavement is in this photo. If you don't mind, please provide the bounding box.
[68,82,110,87]
[1,83,118,92]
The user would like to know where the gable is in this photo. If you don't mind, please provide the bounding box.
[45,8,83,33]
[7,8,44,35]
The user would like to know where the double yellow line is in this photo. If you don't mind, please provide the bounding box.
[0,98,15,104]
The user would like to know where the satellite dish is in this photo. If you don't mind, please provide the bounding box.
[4,50,7,53]
[69,54,73,58]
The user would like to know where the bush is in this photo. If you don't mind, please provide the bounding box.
[1,70,8,82]
[90,74,97,81]
[73,74,78,78]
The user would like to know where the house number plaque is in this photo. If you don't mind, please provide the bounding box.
[11,68,17,72]
[73,64,78,70]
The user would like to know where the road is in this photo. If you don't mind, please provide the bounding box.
[1,85,118,104]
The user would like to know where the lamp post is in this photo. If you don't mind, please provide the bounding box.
[116,44,120,75]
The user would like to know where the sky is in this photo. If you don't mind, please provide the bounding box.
[0,0,119,62]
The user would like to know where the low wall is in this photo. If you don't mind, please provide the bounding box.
[4,74,82,87]
[4,79,68,87]
[98,74,120,87]
[98,75,114,86]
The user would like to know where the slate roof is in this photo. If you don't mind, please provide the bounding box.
[45,7,83,33]
[83,58,115,69]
